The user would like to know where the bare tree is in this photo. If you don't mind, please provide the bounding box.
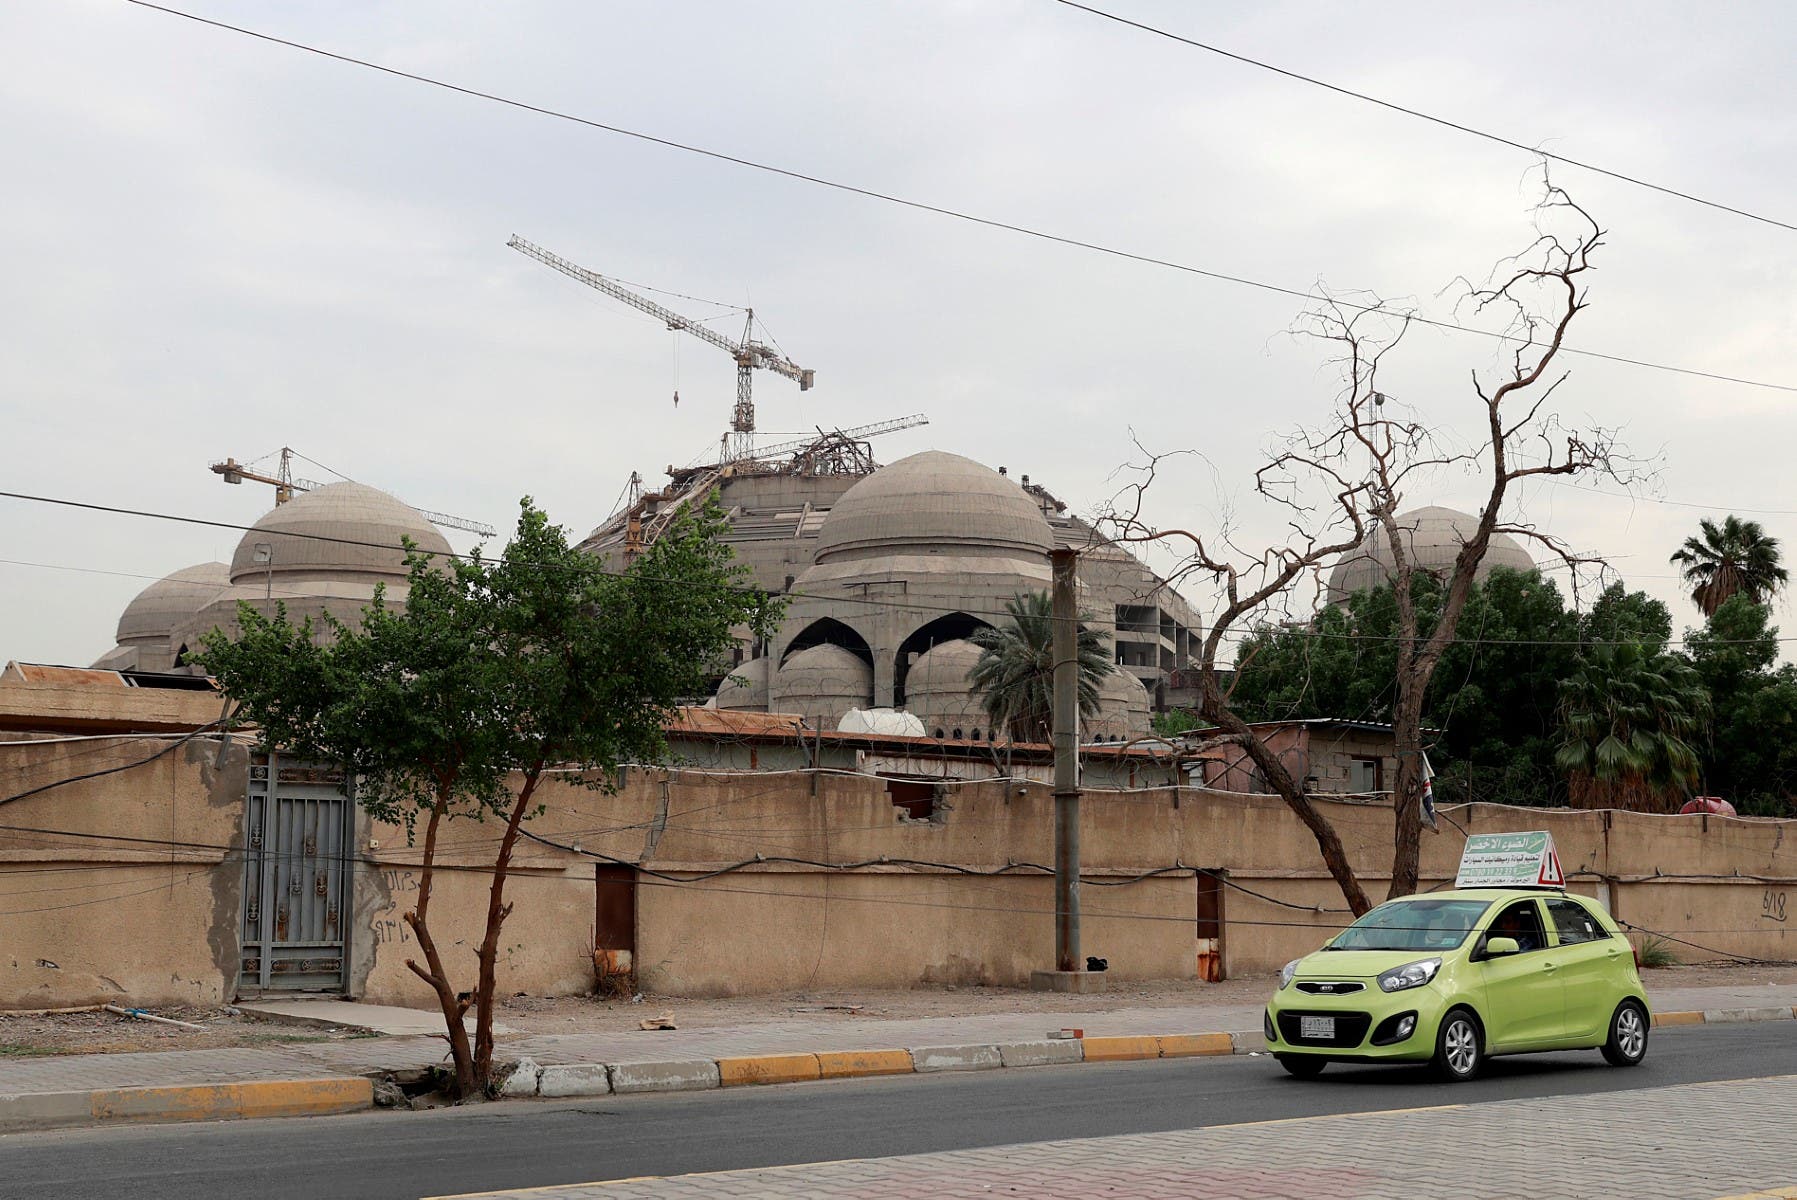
[1104,181,1632,915]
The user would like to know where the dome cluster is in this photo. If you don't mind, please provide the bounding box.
[713,450,1151,743]
[93,483,450,672]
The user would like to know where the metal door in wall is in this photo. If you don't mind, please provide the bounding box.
[240,754,352,993]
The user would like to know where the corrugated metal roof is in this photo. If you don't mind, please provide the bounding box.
[5,662,131,687]
[667,707,807,738]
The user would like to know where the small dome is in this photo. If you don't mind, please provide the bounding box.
[814,451,1054,563]
[715,656,771,712]
[904,638,990,738]
[905,638,985,696]
[1325,506,1534,605]
[229,482,452,584]
[771,644,874,729]
[116,562,230,645]
[1091,669,1152,741]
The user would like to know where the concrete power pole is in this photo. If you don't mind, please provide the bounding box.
[1032,547,1104,993]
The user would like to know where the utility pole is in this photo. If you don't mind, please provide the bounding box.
[1032,547,1104,992]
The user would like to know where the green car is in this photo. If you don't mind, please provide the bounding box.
[1264,888,1650,1081]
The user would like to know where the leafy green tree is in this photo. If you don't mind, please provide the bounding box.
[1555,642,1709,812]
[1228,568,1586,806]
[1228,570,1694,809]
[1687,594,1797,814]
[1671,515,1788,617]
[1151,709,1202,737]
[196,500,777,1099]
[967,591,1113,743]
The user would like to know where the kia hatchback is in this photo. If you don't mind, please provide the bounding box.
[1264,888,1649,1081]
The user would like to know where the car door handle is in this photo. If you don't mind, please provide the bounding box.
[1542,961,1558,972]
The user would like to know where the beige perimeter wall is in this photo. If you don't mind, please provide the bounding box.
[7,737,1797,1009]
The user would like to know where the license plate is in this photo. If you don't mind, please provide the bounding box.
[1300,1016,1335,1040]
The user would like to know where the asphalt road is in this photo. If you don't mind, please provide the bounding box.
[5,1023,1795,1200]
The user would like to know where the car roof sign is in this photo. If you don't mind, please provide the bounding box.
[1455,831,1566,889]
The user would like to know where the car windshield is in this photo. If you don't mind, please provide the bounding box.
[1325,898,1490,952]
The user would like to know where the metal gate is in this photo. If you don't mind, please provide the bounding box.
[240,754,353,993]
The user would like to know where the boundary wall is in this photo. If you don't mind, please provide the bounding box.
[5,735,1794,1008]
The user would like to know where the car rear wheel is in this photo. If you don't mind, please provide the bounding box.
[1601,1000,1649,1067]
[1275,1054,1327,1078]
[1431,1009,1483,1082]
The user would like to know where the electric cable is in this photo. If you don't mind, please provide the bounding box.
[5,490,1791,649]
[1052,0,1795,235]
[114,0,1797,395]
[0,720,227,808]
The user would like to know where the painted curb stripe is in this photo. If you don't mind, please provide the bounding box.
[0,1077,371,1131]
[1157,1033,1235,1058]
[716,1053,821,1087]
[815,1049,915,1079]
[1079,1035,1163,1061]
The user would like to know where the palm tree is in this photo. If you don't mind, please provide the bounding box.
[1670,516,1788,617]
[1555,642,1710,812]
[967,591,1113,744]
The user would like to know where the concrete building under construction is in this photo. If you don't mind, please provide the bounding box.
[581,438,1204,740]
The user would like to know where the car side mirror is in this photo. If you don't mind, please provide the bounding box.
[1484,936,1520,958]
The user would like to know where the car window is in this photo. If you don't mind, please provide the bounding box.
[1484,899,1548,953]
[1327,899,1489,952]
[1546,898,1610,945]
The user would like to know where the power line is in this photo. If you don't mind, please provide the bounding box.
[5,489,1790,648]
[116,0,1797,396]
[1052,0,1796,235]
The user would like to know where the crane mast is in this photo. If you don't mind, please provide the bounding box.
[507,235,815,460]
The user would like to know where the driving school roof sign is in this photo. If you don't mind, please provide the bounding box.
[1455,831,1566,889]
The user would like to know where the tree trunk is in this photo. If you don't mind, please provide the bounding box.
[1203,700,1372,916]
[471,767,544,1091]
[1386,683,1430,900]
[403,794,476,1099]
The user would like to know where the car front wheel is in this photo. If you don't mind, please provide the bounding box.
[1431,1009,1483,1082]
[1601,1000,1649,1067]
[1275,1054,1326,1078]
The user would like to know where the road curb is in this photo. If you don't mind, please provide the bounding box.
[0,1077,371,1131]
[12,1004,1787,1128]
[495,1006,1797,1098]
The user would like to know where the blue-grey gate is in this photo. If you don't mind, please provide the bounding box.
[240,754,353,993]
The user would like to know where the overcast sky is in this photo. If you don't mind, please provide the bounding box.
[3,0,1794,667]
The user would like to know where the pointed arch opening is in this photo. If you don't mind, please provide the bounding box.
[894,611,993,707]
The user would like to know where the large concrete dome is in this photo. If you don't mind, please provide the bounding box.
[813,451,1054,563]
[116,562,230,645]
[1325,506,1535,605]
[228,482,452,584]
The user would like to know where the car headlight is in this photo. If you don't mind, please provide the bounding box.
[1279,959,1302,990]
[1377,957,1442,992]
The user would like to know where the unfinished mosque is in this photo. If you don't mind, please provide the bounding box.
[580,439,1203,742]
[88,435,1202,745]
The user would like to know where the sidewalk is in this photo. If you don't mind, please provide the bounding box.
[6,978,1797,1129]
[430,1072,1797,1199]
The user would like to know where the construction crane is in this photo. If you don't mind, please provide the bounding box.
[748,414,928,463]
[507,235,815,461]
[209,448,498,538]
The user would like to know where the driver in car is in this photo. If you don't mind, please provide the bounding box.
[1489,908,1540,953]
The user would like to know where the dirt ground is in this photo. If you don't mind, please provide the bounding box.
[0,1005,378,1058]
[7,962,1795,1055]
